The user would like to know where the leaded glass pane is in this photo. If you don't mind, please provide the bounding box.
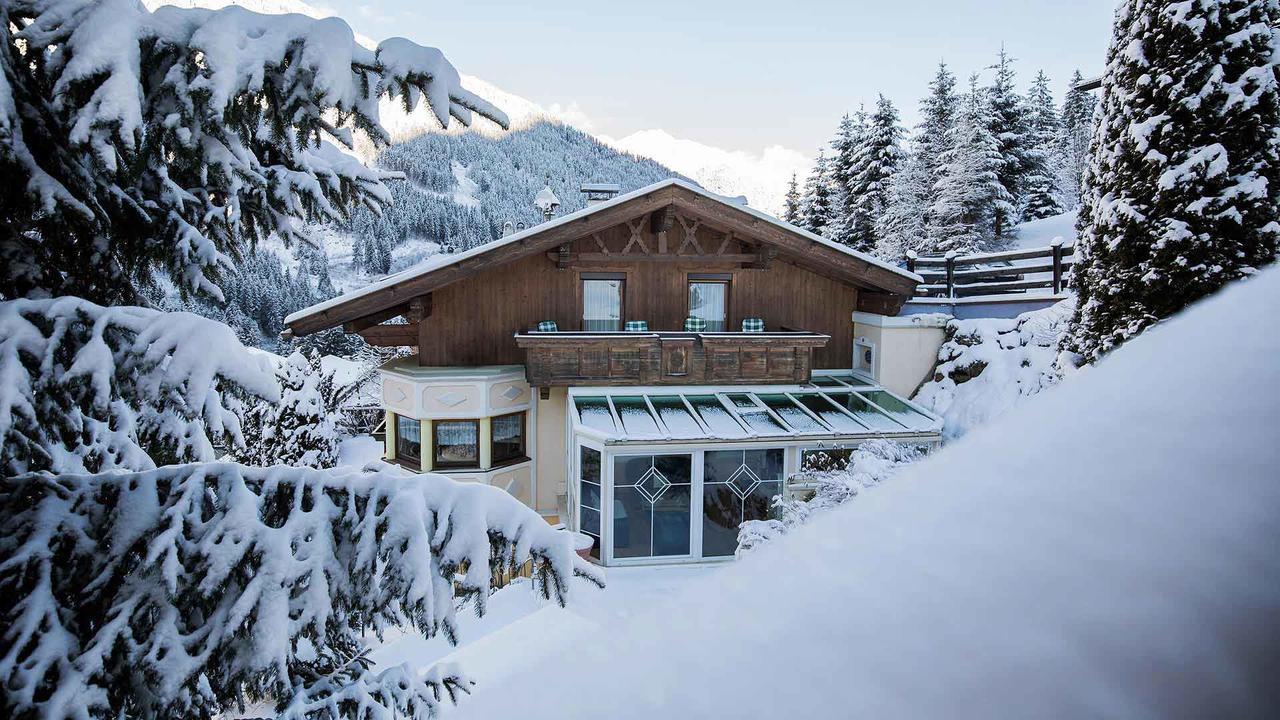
[612,454,692,559]
[612,486,650,559]
[702,449,783,558]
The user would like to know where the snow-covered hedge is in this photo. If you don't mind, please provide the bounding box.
[0,462,603,719]
[0,297,279,475]
[914,299,1073,440]
[233,351,353,469]
[737,440,923,554]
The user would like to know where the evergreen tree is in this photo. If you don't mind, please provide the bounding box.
[849,95,903,252]
[875,150,932,259]
[1022,70,1066,219]
[1064,0,1280,363]
[827,110,869,245]
[799,150,835,236]
[928,76,1012,254]
[1058,69,1099,209]
[782,173,802,223]
[918,61,960,178]
[985,48,1031,240]
[0,0,506,304]
[233,352,353,469]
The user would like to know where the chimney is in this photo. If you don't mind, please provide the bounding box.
[581,182,621,206]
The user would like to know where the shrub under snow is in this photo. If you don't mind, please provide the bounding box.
[0,297,279,475]
[737,440,924,554]
[913,299,1073,440]
[0,462,603,720]
[233,351,353,469]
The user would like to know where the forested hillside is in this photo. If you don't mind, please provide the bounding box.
[156,121,678,351]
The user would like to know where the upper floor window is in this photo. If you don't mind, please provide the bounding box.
[582,275,624,331]
[491,412,527,465]
[688,276,729,332]
[395,416,422,464]
[434,419,480,469]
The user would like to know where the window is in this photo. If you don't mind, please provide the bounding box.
[582,276,624,331]
[579,446,602,560]
[491,412,526,465]
[612,454,692,559]
[395,416,422,464]
[433,419,479,468]
[688,277,728,332]
[702,448,784,557]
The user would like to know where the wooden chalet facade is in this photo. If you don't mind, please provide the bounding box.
[286,179,942,566]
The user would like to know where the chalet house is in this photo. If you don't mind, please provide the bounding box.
[285,179,942,566]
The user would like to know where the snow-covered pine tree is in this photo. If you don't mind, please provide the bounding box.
[233,352,354,469]
[1064,0,1280,363]
[1022,70,1066,220]
[827,110,870,246]
[1058,69,1099,209]
[0,297,279,475]
[928,75,1013,255]
[917,61,960,178]
[799,150,835,236]
[782,173,802,224]
[0,463,604,720]
[875,150,932,259]
[848,95,903,252]
[984,48,1032,240]
[0,0,507,304]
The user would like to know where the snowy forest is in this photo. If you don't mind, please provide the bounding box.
[784,53,1097,259]
[1,0,1278,718]
[154,122,676,352]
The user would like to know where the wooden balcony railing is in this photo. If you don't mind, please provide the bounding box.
[514,330,830,387]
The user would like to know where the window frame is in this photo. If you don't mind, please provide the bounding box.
[489,411,528,466]
[686,273,731,332]
[432,418,481,469]
[580,272,627,332]
[393,415,423,466]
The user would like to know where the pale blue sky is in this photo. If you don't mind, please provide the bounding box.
[319,0,1118,153]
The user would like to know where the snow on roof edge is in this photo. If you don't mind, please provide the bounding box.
[285,178,920,328]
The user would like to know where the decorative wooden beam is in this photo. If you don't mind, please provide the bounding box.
[650,205,675,234]
[344,303,409,333]
[545,251,758,265]
[621,217,650,255]
[591,232,611,254]
[358,322,419,347]
[752,246,778,270]
[676,215,704,254]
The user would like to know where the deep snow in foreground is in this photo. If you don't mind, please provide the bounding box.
[461,268,1280,718]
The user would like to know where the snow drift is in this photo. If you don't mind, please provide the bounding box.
[462,268,1280,717]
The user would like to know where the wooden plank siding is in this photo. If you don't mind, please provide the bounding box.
[415,214,859,369]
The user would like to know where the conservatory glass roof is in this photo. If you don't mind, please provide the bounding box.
[570,374,942,444]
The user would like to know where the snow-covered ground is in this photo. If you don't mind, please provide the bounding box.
[1013,208,1078,249]
[442,267,1280,718]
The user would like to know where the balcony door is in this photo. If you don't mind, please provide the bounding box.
[688,275,729,332]
[582,274,624,331]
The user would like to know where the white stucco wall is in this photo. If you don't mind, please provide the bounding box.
[853,312,949,397]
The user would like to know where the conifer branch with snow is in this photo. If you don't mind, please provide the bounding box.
[0,463,603,720]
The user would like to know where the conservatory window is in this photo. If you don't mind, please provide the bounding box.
[579,446,602,559]
[688,277,728,332]
[434,420,480,469]
[612,454,692,559]
[702,449,784,557]
[395,416,422,464]
[582,276,624,331]
[491,412,526,465]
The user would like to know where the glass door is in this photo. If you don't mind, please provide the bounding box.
[610,454,693,560]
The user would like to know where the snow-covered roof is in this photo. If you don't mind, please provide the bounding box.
[569,374,941,443]
[285,178,921,333]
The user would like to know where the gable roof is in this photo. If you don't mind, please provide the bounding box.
[284,178,921,336]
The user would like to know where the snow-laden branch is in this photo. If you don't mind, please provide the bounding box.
[0,0,509,301]
[0,462,602,719]
[0,296,279,475]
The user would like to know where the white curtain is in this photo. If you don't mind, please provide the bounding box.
[689,282,727,331]
[583,279,622,331]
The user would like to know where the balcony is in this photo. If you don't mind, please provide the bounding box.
[514,329,830,387]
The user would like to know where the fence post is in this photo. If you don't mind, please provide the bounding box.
[1050,239,1064,294]
[905,250,917,274]
[945,251,957,299]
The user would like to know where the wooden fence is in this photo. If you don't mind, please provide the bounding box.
[906,241,1074,299]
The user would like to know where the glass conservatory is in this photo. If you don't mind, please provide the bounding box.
[567,372,943,565]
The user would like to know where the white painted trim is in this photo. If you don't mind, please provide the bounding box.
[852,311,951,328]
